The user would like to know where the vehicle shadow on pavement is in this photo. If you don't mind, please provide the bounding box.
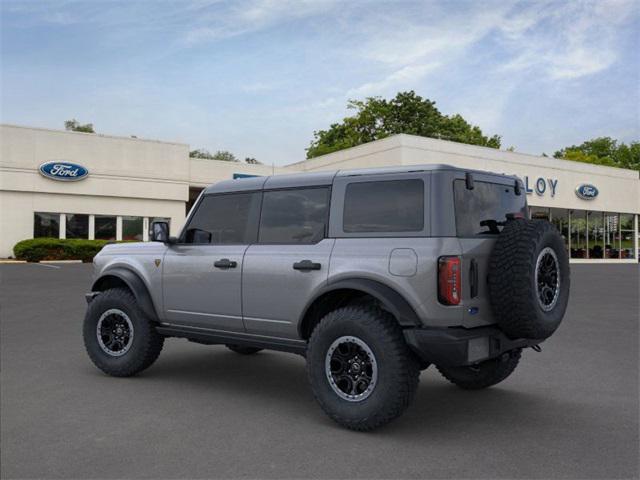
[111,344,596,437]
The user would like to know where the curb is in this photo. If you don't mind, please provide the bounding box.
[0,259,27,264]
[39,260,84,264]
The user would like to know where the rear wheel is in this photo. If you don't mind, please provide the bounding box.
[225,344,263,355]
[307,305,419,431]
[83,288,164,377]
[437,349,522,390]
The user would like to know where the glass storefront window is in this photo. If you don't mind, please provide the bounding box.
[570,210,587,258]
[95,215,116,240]
[34,212,60,238]
[587,211,604,259]
[603,213,620,259]
[550,208,569,254]
[530,207,550,220]
[66,214,89,239]
[122,216,143,241]
[620,214,636,259]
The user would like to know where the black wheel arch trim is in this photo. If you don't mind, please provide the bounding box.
[299,278,422,337]
[91,267,159,320]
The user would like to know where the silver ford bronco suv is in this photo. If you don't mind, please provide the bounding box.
[83,165,570,431]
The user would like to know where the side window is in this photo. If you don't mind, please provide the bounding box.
[259,188,330,244]
[183,193,260,244]
[343,179,424,233]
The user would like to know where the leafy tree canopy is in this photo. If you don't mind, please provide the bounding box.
[64,119,94,133]
[306,91,501,158]
[554,137,640,171]
[189,149,239,162]
[190,149,215,159]
[244,157,262,165]
[212,150,238,162]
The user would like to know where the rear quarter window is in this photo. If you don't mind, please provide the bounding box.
[343,179,424,233]
[454,179,526,236]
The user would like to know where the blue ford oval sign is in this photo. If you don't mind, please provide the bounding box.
[575,183,598,200]
[39,161,89,182]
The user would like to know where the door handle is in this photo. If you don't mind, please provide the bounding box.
[293,260,321,271]
[214,258,237,269]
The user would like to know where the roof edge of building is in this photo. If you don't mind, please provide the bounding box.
[0,123,190,147]
[395,133,639,178]
[288,133,638,179]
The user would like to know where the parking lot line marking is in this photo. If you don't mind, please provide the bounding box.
[34,263,61,269]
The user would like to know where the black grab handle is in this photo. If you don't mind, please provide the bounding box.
[214,258,237,269]
[470,258,479,298]
[293,260,321,271]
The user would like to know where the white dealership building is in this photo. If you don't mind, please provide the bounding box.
[1,124,638,262]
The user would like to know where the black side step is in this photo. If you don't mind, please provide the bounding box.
[156,324,307,356]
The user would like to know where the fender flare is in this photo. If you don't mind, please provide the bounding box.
[299,278,421,335]
[92,267,159,320]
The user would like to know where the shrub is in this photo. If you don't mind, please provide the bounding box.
[13,238,114,262]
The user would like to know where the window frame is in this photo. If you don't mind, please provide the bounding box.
[330,173,431,238]
[178,191,262,245]
[257,186,332,245]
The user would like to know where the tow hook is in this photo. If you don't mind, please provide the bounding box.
[530,344,542,353]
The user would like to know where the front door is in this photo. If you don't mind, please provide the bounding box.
[242,187,332,339]
[162,191,261,332]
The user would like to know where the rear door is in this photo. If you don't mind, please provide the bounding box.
[242,186,333,339]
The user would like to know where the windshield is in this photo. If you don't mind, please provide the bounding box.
[454,179,527,236]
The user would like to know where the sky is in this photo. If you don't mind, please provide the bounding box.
[1,0,639,166]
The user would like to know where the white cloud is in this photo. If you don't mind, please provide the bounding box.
[183,0,341,44]
[499,0,637,80]
[347,63,440,97]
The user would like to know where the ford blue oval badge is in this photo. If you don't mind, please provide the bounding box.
[39,161,89,182]
[575,184,598,200]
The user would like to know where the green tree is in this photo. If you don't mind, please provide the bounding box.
[244,157,262,165]
[189,149,239,162]
[64,119,94,133]
[212,150,238,162]
[306,91,501,158]
[554,137,640,171]
[189,149,215,159]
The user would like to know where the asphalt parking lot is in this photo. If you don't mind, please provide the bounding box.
[1,263,638,479]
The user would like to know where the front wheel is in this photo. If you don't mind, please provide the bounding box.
[83,288,164,377]
[436,349,522,390]
[307,305,419,431]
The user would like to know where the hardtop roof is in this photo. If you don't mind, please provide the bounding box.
[202,163,519,194]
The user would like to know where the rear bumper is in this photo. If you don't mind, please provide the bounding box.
[403,326,541,367]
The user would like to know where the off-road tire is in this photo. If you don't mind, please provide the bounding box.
[226,344,263,355]
[83,288,164,377]
[307,305,420,431]
[437,349,522,390]
[488,219,570,340]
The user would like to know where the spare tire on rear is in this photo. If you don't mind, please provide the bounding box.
[488,219,570,340]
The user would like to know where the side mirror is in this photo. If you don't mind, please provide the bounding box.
[150,221,170,243]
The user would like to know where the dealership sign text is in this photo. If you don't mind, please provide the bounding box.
[523,176,558,197]
[39,161,89,182]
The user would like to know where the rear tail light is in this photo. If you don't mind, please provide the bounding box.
[438,256,461,305]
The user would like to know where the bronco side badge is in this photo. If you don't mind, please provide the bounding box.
[154,259,161,267]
